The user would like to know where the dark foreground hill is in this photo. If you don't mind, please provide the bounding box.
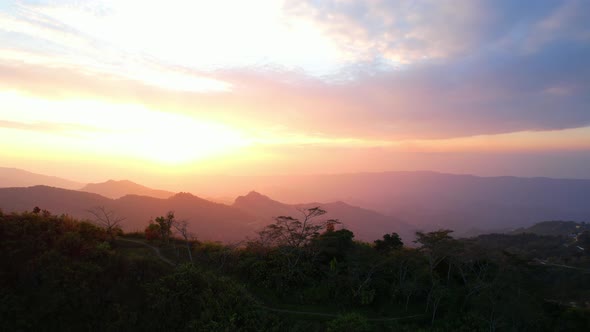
[2,211,589,331]
[0,211,268,331]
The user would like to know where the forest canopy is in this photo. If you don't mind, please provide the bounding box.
[1,208,589,331]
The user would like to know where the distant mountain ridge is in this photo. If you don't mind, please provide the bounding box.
[0,167,82,190]
[81,180,175,199]
[4,167,590,237]
[0,167,177,200]
[512,221,590,236]
[0,185,416,243]
[198,171,590,235]
[0,186,256,242]
[233,191,416,242]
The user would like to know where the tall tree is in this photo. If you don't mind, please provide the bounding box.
[414,229,458,324]
[154,211,175,244]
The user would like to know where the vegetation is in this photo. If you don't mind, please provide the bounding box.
[1,208,589,331]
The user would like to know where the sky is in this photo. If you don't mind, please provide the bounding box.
[1,0,590,184]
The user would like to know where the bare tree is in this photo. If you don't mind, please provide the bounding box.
[172,218,194,263]
[87,206,125,239]
[258,207,338,248]
[256,207,339,275]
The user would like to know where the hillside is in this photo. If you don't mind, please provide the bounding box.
[0,186,256,242]
[81,179,175,199]
[4,210,589,331]
[512,220,590,237]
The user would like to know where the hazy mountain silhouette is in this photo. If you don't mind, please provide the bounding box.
[512,220,590,236]
[233,191,416,242]
[4,167,590,237]
[190,171,590,235]
[0,167,82,189]
[81,179,175,199]
[234,191,294,218]
[0,186,256,242]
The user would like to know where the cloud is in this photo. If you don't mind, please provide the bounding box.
[0,3,233,93]
[285,0,589,64]
[2,39,590,141]
[0,0,589,141]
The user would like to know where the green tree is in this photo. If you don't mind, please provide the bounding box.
[146,264,266,331]
[414,229,458,324]
[374,232,404,253]
[145,222,161,241]
[153,211,175,244]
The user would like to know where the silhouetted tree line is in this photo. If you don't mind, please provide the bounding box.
[1,207,589,331]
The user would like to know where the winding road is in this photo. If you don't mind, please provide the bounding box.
[117,237,175,266]
[532,258,590,273]
[116,237,423,322]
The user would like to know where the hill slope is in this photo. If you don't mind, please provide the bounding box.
[0,186,255,242]
[512,221,590,236]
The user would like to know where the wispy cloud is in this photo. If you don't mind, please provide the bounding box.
[285,0,590,64]
[0,0,589,155]
[0,1,233,92]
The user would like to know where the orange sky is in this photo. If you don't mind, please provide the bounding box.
[1,0,590,183]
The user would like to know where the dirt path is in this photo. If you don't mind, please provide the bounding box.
[532,258,590,273]
[541,262,590,272]
[256,305,422,321]
[117,238,175,266]
[117,237,422,321]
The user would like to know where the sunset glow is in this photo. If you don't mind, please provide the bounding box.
[3,2,590,327]
[0,91,250,165]
[1,0,589,182]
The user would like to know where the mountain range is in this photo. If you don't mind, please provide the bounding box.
[0,185,414,243]
[2,167,590,239]
[184,171,590,233]
[0,186,256,242]
[233,191,415,242]
[0,168,416,242]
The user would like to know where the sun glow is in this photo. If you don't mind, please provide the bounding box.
[0,91,251,165]
[101,113,252,165]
